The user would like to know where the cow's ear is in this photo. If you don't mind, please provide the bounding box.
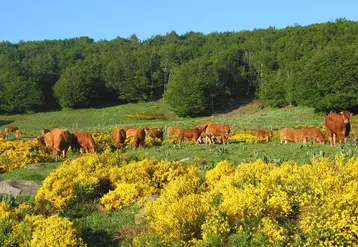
[350,112,354,116]
[340,111,343,114]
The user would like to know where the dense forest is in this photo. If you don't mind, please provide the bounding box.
[0,18,357,116]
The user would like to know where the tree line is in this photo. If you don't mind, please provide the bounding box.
[0,19,357,116]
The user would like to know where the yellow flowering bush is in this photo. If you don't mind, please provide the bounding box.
[228,130,268,143]
[135,156,358,246]
[31,215,86,247]
[36,152,128,212]
[0,140,54,173]
[92,131,113,152]
[0,203,85,247]
[26,151,358,246]
[101,159,195,210]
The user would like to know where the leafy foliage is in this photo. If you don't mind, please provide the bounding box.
[0,20,358,113]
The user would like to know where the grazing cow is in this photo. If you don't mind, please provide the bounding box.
[72,131,97,153]
[0,132,7,140]
[203,123,231,144]
[5,126,19,133]
[132,128,146,149]
[113,128,127,150]
[302,128,325,144]
[15,130,22,139]
[280,128,304,143]
[41,128,51,135]
[149,128,164,141]
[255,129,274,141]
[46,128,73,159]
[177,126,207,144]
[167,126,182,137]
[325,111,353,146]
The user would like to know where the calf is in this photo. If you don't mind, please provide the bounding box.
[302,128,325,144]
[325,111,353,146]
[280,128,304,143]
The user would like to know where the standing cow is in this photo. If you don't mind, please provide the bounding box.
[280,128,304,143]
[255,129,273,141]
[45,128,73,160]
[132,128,146,149]
[149,128,164,141]
[325,111,353,146]
[177,126,207,144]
[203,123,231,144]
[72,131,97,153]
[113,128,127,150]
[302,127,325,144]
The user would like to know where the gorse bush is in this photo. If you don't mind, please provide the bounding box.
[31,153,358,246]
[0,202,85,247]
[0,141,54,173]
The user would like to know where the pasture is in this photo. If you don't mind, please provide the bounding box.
[0,101,357,246]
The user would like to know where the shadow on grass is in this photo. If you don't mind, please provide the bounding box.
[82,228,119,247]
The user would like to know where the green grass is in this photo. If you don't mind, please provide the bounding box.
[0,101,328,139]
[0,162,60,183]
[78,206,139,247]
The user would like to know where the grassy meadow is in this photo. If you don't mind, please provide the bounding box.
[1,100,357,246]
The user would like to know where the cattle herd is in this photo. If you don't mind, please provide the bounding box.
[0,111,353,160]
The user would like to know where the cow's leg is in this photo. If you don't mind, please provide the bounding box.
[333,134,336,147]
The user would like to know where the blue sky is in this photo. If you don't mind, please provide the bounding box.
[1,0,357,43]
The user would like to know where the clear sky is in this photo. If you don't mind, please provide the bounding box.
[1,0,357,43]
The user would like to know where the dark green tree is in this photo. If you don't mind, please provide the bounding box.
[54,58,104,109]
[0,70,43,113]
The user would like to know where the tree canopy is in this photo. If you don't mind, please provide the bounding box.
[0,19,357,115]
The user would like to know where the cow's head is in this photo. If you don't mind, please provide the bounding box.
[340,111,353,124]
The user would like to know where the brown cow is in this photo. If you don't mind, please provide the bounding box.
[113,128,127,150]
[133,128,146,149]
[45,128,73,159]
[325,111,353,146]
[125,127,149,137]
[256,129,273,141]
[15,130,22,139]
[302,128,325,144]
[203,123,231,144]
[72,131,97,153]
[167,126,182,137]
[149,128,164,141]
[280,128,304,143]
[5,126,19,133]
[41,128,51,135]
[177,126,207,144]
